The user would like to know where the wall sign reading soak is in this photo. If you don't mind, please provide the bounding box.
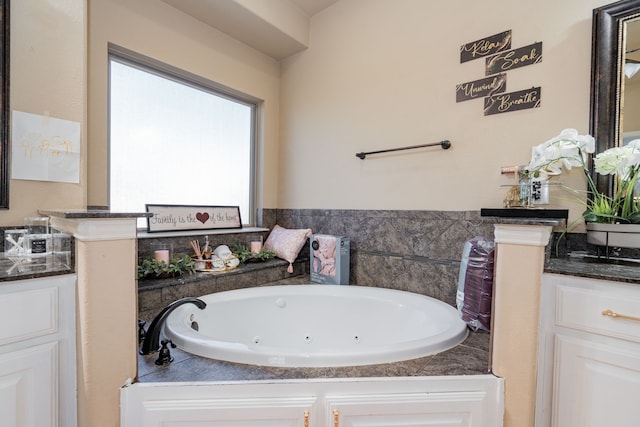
[484,87,541,116]
[145,204,242,232]
[485,42,542,75]
[460,30,512,63]
[456,73,507,102]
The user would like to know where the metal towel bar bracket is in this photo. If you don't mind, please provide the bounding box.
[355,140,451,159]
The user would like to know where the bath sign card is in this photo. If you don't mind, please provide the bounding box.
[460,30,512,63]
[146,204,242,232]
[11,110,81,183]
[456,73,507,102]
[484,87,541,115]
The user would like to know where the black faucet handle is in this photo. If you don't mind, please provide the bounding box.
[155,339,176,366]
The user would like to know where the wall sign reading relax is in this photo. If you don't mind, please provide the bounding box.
[457,30,542,115]
[145,204,242,232]
[460,30,512,63]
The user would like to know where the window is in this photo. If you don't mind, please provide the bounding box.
[108,47,258,227]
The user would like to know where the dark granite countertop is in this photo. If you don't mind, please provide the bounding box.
[0,252,73,282]
[137,329,491,382]
[546,255,640,284]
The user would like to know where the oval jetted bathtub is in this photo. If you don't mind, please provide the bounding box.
[163,285,469,368]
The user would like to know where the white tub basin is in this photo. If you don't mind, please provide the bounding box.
[164,284,468,368]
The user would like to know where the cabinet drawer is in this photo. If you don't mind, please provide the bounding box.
[556,283,640,343]
[0,287,58,345]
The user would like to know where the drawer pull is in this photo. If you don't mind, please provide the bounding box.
[304,411,309,427]
[333,409,339,427]
[602,309,640,322]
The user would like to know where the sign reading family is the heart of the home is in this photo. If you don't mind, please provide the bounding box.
[145,204,242,232]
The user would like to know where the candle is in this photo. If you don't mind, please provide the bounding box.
[154,249,170,264]
[250,240,263,254]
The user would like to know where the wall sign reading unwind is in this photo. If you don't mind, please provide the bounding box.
[456,30,542,115]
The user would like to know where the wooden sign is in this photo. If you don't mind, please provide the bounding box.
[145,204,242,232]
[456,73,507,102]
[460,30,512,63]
[486,42,542,75]
[484,87,541,115]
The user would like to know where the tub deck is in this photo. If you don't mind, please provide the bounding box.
[137,275,491,382]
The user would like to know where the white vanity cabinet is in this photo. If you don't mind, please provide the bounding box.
[536,273,640,427]
[0,274,76,427]
[121,376,503,427]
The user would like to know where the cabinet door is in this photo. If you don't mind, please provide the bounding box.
[553,334,640,427]
[325,391,491,427]
[0,342,57,427]
[123,393,317,427]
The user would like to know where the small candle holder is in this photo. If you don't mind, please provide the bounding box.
[151,242,172,265]
[250,236,263,254]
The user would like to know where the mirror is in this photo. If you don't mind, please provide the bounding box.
[591,0,640,197]
[0,0,7,209]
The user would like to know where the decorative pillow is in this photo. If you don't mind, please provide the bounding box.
[264,224,312,273]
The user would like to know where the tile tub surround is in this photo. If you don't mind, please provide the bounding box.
[138,329,490,382]
[138,257,308,320]
[137,275,491,382]
[266,209,504,305]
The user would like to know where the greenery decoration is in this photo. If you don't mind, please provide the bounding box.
[137,255,195,280]
[231,243,276,263]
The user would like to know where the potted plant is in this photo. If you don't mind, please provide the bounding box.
[525,128,640,248]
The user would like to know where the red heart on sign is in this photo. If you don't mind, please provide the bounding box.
[196,212,209,224]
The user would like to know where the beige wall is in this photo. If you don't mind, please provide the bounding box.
[279,0,611,228]
[87,0,281,210]
[1,0,86,226]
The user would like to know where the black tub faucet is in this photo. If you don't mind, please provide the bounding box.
[140,297,206,355]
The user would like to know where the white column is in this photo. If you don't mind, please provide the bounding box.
[491,224,551,427]
[51,216,138,427]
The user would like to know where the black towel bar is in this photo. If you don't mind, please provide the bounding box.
[355,140,451,160]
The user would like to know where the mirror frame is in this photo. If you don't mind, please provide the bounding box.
[0,0,8,209]
[591,0,640,197]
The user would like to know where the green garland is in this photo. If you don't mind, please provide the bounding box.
[137,255,195,280]
[231,243,276,263]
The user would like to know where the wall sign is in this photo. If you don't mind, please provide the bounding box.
[484,87,541,116]
[145,204,242,232]
[460,30,512,63]
[485,42,542,75]
[456,73,507,102]
[457,30,542,115]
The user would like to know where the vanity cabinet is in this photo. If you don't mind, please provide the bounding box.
[536,273,640,427]
[121,376,503,426]
[0,275,76,427]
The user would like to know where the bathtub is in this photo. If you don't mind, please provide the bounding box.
[163,284,469,367]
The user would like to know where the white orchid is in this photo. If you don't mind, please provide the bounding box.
[526,129,640,224]
[594,139,640,181]
[527,128,595,177]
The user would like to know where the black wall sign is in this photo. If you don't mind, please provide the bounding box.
[485,42,542,75]
[460,30,512,63]
[456,73,507,102]
[484,87,541,115]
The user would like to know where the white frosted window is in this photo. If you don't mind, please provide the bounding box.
[109,57,255,227]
